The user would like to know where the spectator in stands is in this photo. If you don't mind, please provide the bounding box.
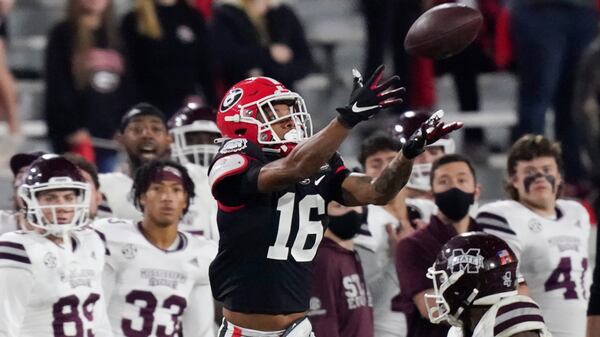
[395,154,481,337]
[511,0,597,189]
[309,201,373,337]
[210,0,315,90]
[121,0,216,117]
[44,0,135,173]
[360,0,435,111]
[63,153,113,219]
[0,0,17,134]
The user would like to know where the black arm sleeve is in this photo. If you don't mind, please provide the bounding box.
[316,153,350,204]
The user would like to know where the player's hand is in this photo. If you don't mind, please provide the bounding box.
[402,110,463,159]
[336,65,404,128]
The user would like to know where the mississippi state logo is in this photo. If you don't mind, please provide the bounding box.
[220,88,243,112]
[449,248,484,274]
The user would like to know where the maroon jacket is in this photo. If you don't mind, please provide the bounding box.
[309,237,374,337]
[392,215,481,337]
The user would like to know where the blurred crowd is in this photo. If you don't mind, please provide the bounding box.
[2,0,600,336]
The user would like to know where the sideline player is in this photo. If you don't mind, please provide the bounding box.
[426,232,552,337]
[94,159,217,337]
[99,103,171,219]
[208,66,462,335]
[168,102,220,239]
[477,134,591,337]
[0,154,112,336]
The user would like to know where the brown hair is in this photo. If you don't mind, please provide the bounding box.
[505,134,563,200]
[430,153,477,186]
[67,0,118,89]
[135,0,163,39]
[62,153,100,189]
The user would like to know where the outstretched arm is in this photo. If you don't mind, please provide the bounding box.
[257,65,404,193]
[341,111,463,206]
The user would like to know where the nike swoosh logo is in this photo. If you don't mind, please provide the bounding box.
[315,175,326,186]
[351,102,378,113]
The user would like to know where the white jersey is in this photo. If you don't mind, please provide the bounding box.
[181,163,219,240]
[0,210,19,234]
[0,229,111,337]
[476,200,591,337]
[99,172,141,221]
[354,200,435,337]
[93,218,218,337]
[447,295,552,337]
[99,167,219,241]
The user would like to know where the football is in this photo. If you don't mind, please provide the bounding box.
[404,3,483,60]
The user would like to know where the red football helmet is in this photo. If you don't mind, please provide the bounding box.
[168,102,221,167]
[425,232,518,327]
[18,154,91,235]
[217,77,312,155]
[389,110,455,191]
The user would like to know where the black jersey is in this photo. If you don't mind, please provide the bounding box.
[207,138,350,314]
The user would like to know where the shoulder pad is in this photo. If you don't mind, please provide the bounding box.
[208,154,249,190]
[492,295,546,337]
[0,232,32,268]
[477,202,517,236]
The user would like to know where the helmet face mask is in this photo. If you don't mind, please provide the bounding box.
[254,94,312,145]
[18,177,90,236]
[218,77,313,155]
[407,163,432,191]
[425,232,519,327]
[168,103,221,168]
[425,268,479,327]
[170,121,220,167]
[389,111,455,191]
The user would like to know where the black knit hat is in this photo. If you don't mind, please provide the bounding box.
[120,103,167,132]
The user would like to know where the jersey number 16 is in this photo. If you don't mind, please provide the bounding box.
[267,193,325,262]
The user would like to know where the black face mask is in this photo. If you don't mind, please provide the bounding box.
[328,211,363,240]
[434,188,475,222]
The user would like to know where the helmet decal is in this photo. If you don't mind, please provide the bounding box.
[220,88,244,112]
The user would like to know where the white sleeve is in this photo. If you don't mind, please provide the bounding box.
[0,268,34,337]
[182,283,215,337]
